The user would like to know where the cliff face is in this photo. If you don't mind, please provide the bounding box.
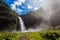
[20,0,60,30]
[0,1,18,31]
[20,12,43,29]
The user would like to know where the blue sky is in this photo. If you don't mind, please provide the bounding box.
[3,0,46,15]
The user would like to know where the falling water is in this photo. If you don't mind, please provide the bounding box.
[18,17,26,32]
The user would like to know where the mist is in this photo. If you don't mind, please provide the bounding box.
[31,0,60,30]
[41,0,60,27]
[18,0,60,32]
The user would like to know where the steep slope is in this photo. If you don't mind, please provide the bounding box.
[0,1,18,31]
[20,12,43,29]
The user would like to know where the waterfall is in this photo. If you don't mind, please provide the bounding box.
[18,17,26,32]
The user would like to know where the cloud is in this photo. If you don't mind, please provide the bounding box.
[40,0,44,2]
[16,8,23,12]
[14,1,21,5]
[18,0,25,3]
[14,0,25,5]
[11,4,16,10]
[26,0,44,7]
[11,0,26,14]
[27,3,39,10]
[10,0,46,14]
[26,0,45,10]
[27,4,33,9]
[34,7,38,10]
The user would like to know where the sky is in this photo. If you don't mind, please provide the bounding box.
[3,0,46,15]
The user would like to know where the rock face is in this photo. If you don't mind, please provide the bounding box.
[20,12,43,29]
[21,0,60,30]
[0,1,18,31]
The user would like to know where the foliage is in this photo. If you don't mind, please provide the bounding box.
[0,1,18,31]
[41,30,60,40]
[25,32,43,40]
[0,30,60,40]
[0,32,22,40]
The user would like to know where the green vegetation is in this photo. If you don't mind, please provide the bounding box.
[40,30,60,40]
[0,32,22,40]
[0,30,60,40]
[0,1,18,31]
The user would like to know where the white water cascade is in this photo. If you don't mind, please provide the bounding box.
[18,17,43,32]
[18,17,26,32]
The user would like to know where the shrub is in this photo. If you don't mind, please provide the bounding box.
[0,32,21,40]
[0,30,60,40]
[40,30,60,40]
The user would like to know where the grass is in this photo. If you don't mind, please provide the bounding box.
[0,30,60,40]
